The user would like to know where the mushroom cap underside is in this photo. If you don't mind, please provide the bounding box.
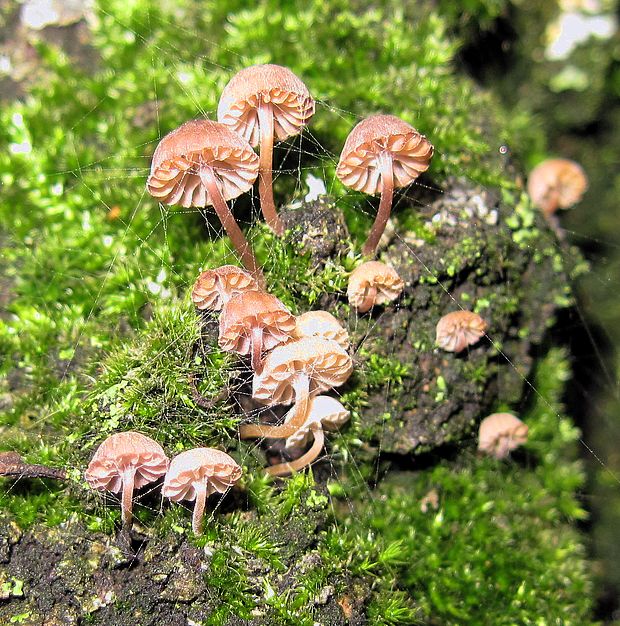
[478,413,529,455]
[285,395,350,449]
[436,310,487,352]
[527,158,588,211]
[347,261,405,308]
[192,265,257,311]
[295,311,350,349]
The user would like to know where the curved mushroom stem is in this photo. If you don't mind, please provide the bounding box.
[198,165,265,286]
[257,102,285,236]
[192,479,208,535]
[362,151,394,257]
[239,373,310,439]
[266,426,325,477]
[250,325,264,374]
[356,284,378,313]
[120,466,137,529]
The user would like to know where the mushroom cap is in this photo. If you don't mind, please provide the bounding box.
[435,310,487,353]
[146,119,259,208]
[347,261,405,312]
[527,158,588,215]
[285,395,350,450]
[85,431,169,493]
[162,448,242,502]
[295,311,350,350]
[192,265,258,312]
[478,413,529,459]
[219,290,297,355]
[336,114,433,194]
[253,337,353,405]
[217,64,315,147]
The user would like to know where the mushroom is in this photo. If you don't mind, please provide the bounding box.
[239,337,353,440]
[527,158,588,218]
[347,261,404,313]
[192,265,258,312]
[478,413,528,459]
[435,310,487,353]
[267,396,350,477]
[146,119,263,281]
[294,311,350,350]
[162,448,242,534]
[219,290,297,373]
[336,114,433,256]
[85,432,169,528]
[217,64,315,235]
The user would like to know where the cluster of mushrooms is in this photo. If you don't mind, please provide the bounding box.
[78,64,589,532]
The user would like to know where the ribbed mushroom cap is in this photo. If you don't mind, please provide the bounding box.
[162,448,242,502]
[146,119,259,208]
[478,413,529,459]
[294,311,350,350]
[436,310,487,353]
[527,158,587,215]
[347,261,404,313]
[192,265,258,311]
[219,290,296,355]
[217,64,315,147]
[253,337,353,406]
[336,114,433,194]
[85,432,169,493]
[285,396,350,449]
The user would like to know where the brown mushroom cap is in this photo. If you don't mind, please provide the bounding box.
[146,119,259,208]
[336,114,433,194]
[294,311,350,350]
[285,395,350,450]
[435,310,487,353]
[162,448,242,534]
[217,64,315,147]
[527,158,588,217]
[478,413,529,459]
[219,290,297,372]
[192,265,258,312]
[85,431,169,528]
[347,261,404,313]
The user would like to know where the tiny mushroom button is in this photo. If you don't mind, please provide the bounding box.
[478,413,529,459]
[336,114,433,256]
[435,310,487,353]
[192,265,258,312]
[85,432,169,529]
[162,448,242,535]
[218,64,315,235]
[146,119,263,282]
[347,261,404,313]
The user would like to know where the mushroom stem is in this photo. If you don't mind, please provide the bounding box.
[257,102,285,236]
[198,165,265,285]
[250,325,264,374]
[266,426,325,477]
[362,151,394,257]
[239,373,310,439]
[121,466,137,529]
[357,284,378,313]
[192,478,208,535]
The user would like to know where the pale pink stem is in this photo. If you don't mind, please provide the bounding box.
[250,325,264,374]
[362,151,394,257]
[121,466,137,529]
[266,426,325,477]
[192,479,208,535]
[356,285,378,313]
[257,102,285,236]
[199,165,265,286]
[239,373,310,439]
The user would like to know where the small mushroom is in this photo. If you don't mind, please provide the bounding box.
[218,64,315,235]
[267,396,350,477]
[527,158,588,217]
[192,265,258,312]
[146,119,263,281]
[85,432,169,528]
[239,337,353,440]
[478,413,528,459]
[294,311,350,350]
[219,290,297,373]
[162,448,242,535]
[336,114,433,256]
[435,310,487,353]
[347,261,404,313]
